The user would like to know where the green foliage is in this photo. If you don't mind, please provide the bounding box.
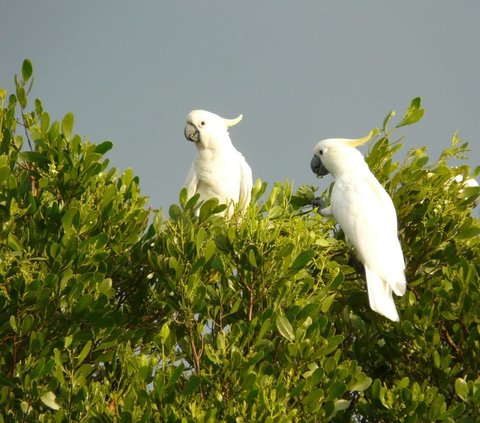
[0,60,152,422]
[0,61,479,422]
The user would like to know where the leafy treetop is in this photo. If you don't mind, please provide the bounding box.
[0,60,479,422]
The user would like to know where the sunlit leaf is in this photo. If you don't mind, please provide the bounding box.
[455,378,469,401]
[276,315,295,341]
[334,399,351,411]
[76,341,92,367]
[61,112,74,140]
[396,97,425,128]
[40,392,61,410]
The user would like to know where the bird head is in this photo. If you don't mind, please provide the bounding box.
[311,130,375,178]
[184,110,243,150]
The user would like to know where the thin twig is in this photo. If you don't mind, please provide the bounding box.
[442,328,461,356]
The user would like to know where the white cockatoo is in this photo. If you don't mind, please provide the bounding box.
[183,110,252,215]
[310,131,406,321]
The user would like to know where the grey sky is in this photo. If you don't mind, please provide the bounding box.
[1,1,479,210]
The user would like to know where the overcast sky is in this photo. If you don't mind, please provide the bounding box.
[1,1,479,210]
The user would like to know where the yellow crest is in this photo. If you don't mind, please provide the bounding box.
[343,129,377,147]
[223,114,243,128]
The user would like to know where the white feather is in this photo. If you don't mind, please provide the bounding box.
[365,266,400,322]
[184,110,253,216]
[313,137,406,321]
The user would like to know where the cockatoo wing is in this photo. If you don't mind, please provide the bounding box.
[238,155,253,211]
[185,163,198,199]
[331,173,406,297]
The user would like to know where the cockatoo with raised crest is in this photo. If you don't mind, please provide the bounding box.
[183,110,252,215]
[310,131,406,321]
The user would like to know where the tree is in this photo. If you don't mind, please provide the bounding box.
[0,60,479,422]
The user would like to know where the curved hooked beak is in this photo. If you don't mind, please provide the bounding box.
[311,155,329,177]
[184,122,199,142]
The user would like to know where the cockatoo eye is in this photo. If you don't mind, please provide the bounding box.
[200,121,206,127]
[319,150,324,155]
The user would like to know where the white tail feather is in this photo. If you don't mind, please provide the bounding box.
[391,275,407,297]
[365,266,400,321]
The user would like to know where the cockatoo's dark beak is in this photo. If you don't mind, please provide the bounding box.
[311,155,329,176]
[184,122,199,142]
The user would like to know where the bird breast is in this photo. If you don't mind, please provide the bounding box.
[194,150,242,201]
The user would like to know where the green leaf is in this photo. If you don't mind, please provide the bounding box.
[182,375,202,395]
[252,177,267,202]
[382,110,396,132]
[215,234,231,252]
[327,335,344,350]
[371,378,381,399]
[291,249,314,270]
[20,314,34,334]
[21,151,48,165]
[101,185,117,209]
[276,315,295,341]
[350,376,372,392]
[169,204,182,221]
[31,358,46,380]
[22,59,33,82]
[292,380,306,397]
[74,364,94,385]
[160,323,170,343]
[309,368,325,386]
[321,293,336,313]
[184,192,200,210]
[195,227,206,254]
[268,205,283,219]
[0,167,9,184]
[334,399,351,411]
[455,378,469,401]
[34,98,42,114]
[61,112,74,140]
[328,272,344,290]
[40,111,50,133]
[248,248,258,268]
[8,233,22,251]
[77,340,92,367]
[277,243,294,259]
[64,335,73,349]
[62,208,79,235]
[204,240,216,262]
[17,86,27,108]
[429,403,441,421]
[199,198,220,221]
[94,141,113,154]
[179,187,188,206]
[40,391,61,410]
[258,317,271,340]
[457,226,480,240]
[396,97,425,128]
[98,278,113,296]
[9,316,18,333]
